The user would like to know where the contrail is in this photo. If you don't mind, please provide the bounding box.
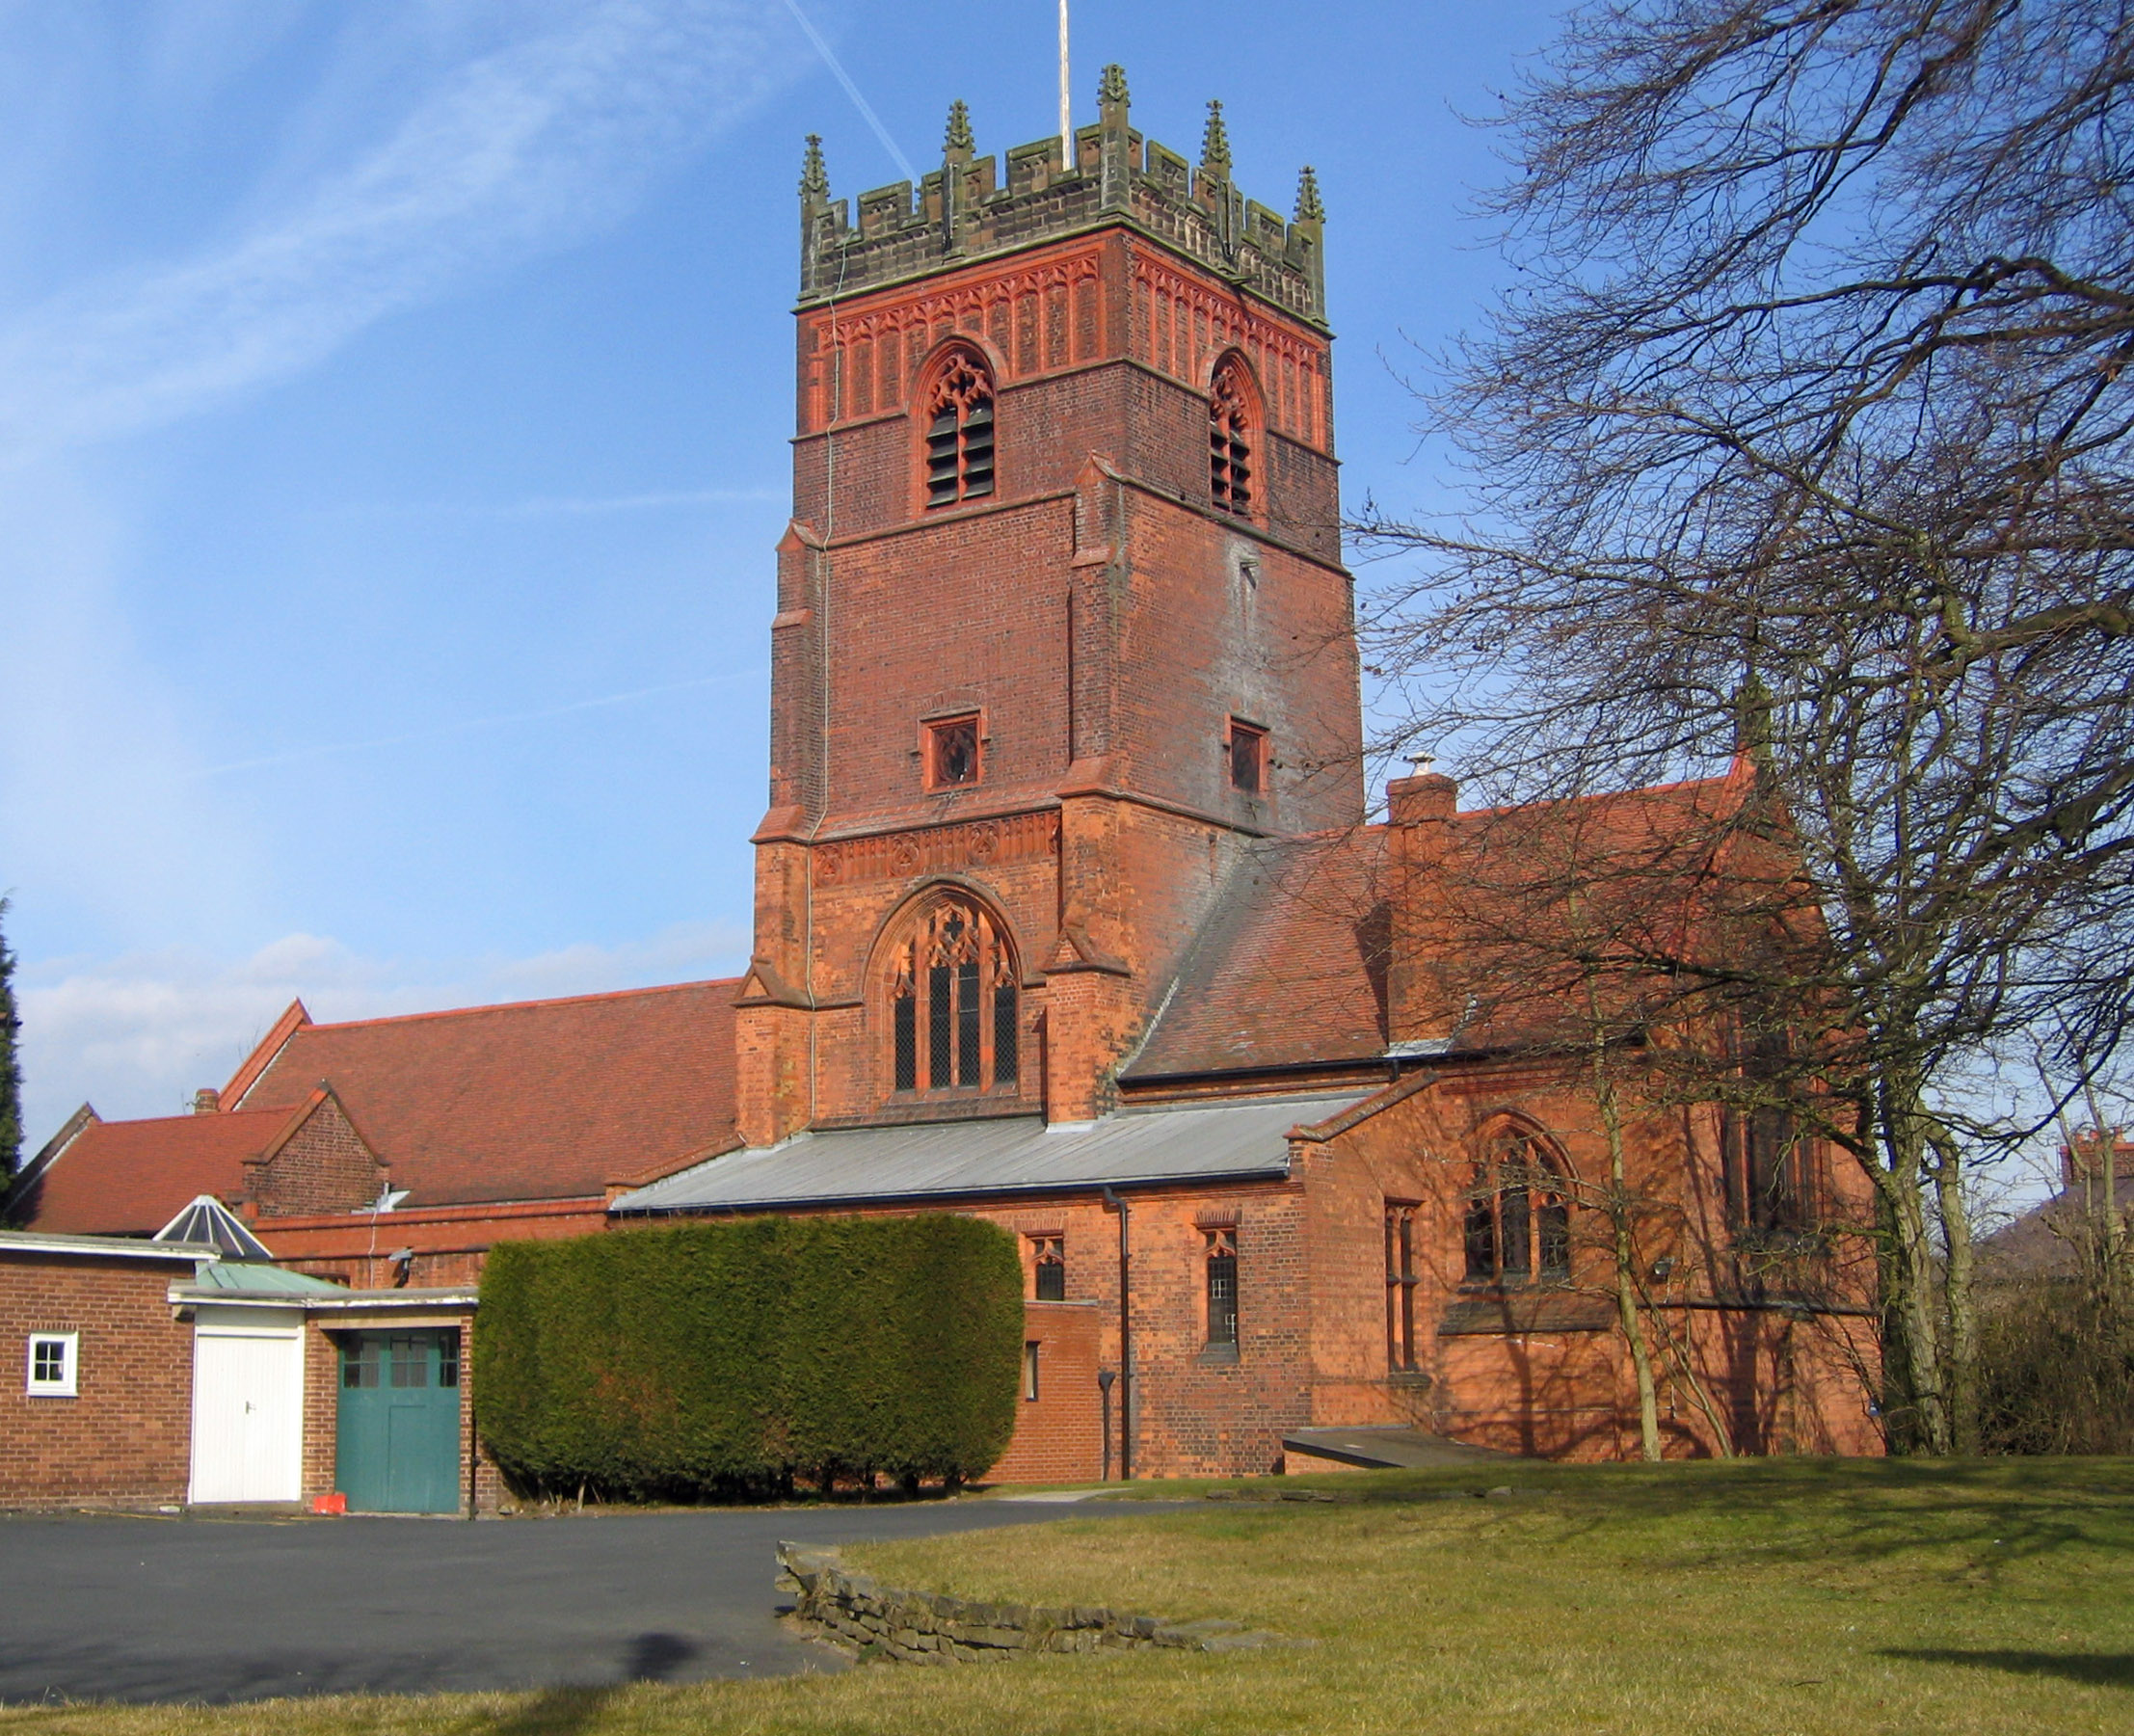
[779,0,918,184]
[195,669,763,778]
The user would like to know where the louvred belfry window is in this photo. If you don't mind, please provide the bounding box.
[923,351,996,508]
[1209,359,1254,516]
[890,897,1020,1095]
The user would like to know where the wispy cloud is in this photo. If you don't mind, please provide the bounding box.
[16,921,753,1139]
[338,486,786,521]
[0,1,803,466]
[193,666,765,778]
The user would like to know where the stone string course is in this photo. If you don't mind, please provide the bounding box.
[776,1542,1302,1663]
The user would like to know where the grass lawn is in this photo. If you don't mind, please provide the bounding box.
[5,1457,2130,1735]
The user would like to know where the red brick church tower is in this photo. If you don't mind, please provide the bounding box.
[735,71,1363,1141]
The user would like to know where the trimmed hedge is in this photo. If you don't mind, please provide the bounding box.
[474,1215,1025,1497]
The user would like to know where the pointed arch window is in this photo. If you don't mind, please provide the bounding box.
[890,897,1020,1095]
[1209,358,1255,517]
[1724,1028,1812,1234]
[1462,1130,1572,1288]
[923,351,996,509]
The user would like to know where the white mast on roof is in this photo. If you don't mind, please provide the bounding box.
[1058,0,1071,160]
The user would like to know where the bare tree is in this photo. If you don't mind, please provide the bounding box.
[1361,0,2134,1452]
[0,898,19,1182]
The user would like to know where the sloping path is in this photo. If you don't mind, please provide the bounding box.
[0,1499,1142,1705]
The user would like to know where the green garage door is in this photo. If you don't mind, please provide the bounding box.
[336,1331,462,1513]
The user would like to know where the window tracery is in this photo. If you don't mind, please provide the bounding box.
[1725,1029,1812,1234]
[889,896,1020,1095]
[923,350,996,508]
[1209,357,1255,516]
[1462,1130,1572,1288]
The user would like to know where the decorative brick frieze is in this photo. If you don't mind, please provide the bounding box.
[814,811,1060,888]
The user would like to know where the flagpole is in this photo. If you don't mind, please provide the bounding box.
[1058,0,1071,160]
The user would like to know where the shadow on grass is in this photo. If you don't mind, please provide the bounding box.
[462,1633,701,1736]
[1131,1456,2134,1581]
[1881,1649,2134,1688]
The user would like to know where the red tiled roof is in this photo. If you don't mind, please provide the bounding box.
[1126,832,1393,1079]
[1126,766,1761,1082]
[229,980,740,1207]
[13,1109,289,1236]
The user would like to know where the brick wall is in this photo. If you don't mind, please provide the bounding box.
[989,1300,1104,1483]
[1296,1061,1884,1460]
[257,1196,609,1291]
[247,1092,384,1217]
[0,1250,197,1509]
[302,1305,493,1515]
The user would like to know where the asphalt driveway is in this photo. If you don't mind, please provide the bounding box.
[0,1499,1139,1705]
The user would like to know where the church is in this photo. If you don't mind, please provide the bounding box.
[10,72,1882,1482]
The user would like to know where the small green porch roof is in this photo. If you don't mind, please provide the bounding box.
[186,1263,352,1296]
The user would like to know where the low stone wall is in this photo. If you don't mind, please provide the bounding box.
[776,1542,1298,1663]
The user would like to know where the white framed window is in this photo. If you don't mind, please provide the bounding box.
[27,1331,78,1397]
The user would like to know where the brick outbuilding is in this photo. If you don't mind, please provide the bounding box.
[0,1229,208,1509]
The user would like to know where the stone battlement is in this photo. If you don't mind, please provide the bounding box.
[799,67,1325,327]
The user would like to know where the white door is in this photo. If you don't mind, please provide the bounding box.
[189,1317,304,1504]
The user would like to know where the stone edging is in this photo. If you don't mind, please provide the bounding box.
[776,1542,1305,1663]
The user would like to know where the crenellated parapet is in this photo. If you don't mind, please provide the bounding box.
[799,67,1326,327]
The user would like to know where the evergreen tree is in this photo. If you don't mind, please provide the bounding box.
[0,898,21,1180]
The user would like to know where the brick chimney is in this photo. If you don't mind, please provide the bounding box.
[191,1087,221,1115]
[1387,758,1458,825]
[1386,757,1460,1045]
[2063,1128,2134,1188]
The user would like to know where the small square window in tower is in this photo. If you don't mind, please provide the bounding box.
[1227,719,1267,795]
[925,714,981,789]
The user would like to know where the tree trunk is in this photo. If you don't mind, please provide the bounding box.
[1930,1131,1981,1456]
[1593,1050,1663,1460]
[1874,1078,1951,1455]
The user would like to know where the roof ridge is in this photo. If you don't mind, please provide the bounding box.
[1457,769,1741,820]
[93,1106,293,1130]
[300,975,745,1033]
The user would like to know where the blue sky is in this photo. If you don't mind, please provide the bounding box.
[1,0,1560,1143]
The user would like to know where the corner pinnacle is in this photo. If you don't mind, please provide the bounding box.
[1200,99,1232,174]
[944,99,974,158]
[1294,165,1324,224]
[1098,64,1129,108]
[799,133,828,202]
